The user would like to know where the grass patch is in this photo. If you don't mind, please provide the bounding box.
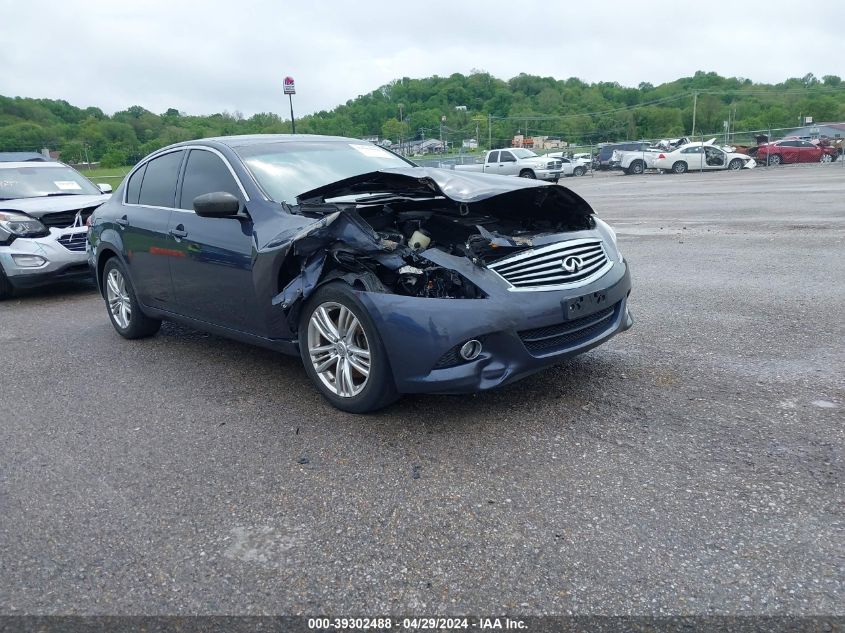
[78,166,132,188]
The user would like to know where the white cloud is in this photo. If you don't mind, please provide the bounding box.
[1,0,842,116]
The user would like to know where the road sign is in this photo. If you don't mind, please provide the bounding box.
[283,76,296,95]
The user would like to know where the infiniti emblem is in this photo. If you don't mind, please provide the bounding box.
[561,255,583,273]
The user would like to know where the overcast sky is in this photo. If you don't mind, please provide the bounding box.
[1,0,843,118]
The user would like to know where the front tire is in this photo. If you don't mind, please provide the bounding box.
[820,153,833,163]
[672,161,688,174]
[519,169,536,179]
[728,158,744,171]
[573,166,586,177]
[768,154,782,166]
[0,267,13,300]
[299,282,398,413]
[102,258,161,339]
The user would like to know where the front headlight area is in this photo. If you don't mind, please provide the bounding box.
[0,212,49,245]
[593,216,623,262]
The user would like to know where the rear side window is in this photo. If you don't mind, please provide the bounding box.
[487,151,499,163]
[125,164,146,204]
[138,150,184,208]
[179,150,240,210]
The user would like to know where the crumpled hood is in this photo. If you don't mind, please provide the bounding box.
[296,167,593,215]
[0,194,110,218]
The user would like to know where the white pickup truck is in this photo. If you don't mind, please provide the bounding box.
[610,148,663,175]
[455,148,562,180]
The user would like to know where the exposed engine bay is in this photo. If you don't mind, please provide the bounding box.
[270,170,596,311]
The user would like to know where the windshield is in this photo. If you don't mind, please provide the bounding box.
[0,165,102,200]
[236,141,414,204]
[510,149,537,159]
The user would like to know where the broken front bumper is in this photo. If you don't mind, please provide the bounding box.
[357,260,632,394]
[0,227,91,288]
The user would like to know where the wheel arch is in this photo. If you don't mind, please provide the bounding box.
[96,246,121,297]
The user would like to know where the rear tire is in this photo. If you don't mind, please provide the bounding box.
[519,169,536,179]
[728,158,744,171]
[102,258,161,339]
[573,166,586,177]
[672,161,688,174]
[299,282,399,413]
[629,160,645,175]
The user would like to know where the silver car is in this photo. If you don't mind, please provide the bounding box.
[0,160,111,298]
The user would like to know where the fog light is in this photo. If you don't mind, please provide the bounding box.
[12,254,47,268]
[459,339,483,361]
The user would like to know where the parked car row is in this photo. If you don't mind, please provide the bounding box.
[602,134,839,176]
[454,148,589,180]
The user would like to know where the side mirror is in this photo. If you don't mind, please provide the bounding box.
[97,183,113,194]
[193,191,241,218]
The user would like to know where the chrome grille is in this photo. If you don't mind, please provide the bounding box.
[488,238,611,291]
[57,231,88,252]
[41,206,97,228]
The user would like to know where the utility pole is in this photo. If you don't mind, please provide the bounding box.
[488,114,492,150]
[691,90,698,137]
[398,103,404,155]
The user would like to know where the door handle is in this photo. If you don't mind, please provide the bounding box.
[169,225,188,238]
[116,215,129,227]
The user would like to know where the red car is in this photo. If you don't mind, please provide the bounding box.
[755,139,837,165]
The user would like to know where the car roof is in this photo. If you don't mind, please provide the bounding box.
[0,161,69,169]
[180,134,362,148]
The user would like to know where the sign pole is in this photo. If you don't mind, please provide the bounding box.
[289,93,296,134]
[283,76,296,134]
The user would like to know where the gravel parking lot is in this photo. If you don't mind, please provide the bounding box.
[1,166,842,616]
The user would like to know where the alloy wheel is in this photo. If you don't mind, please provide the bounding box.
[106,268,131,329]
[307,302,371,398]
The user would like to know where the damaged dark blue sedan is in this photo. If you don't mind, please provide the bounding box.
[88,135,633,412]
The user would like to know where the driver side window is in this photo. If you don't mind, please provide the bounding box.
[179,149,241,211]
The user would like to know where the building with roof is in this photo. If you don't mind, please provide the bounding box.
[782,122,845,140]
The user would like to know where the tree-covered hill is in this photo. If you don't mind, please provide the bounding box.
[1,70,843,166]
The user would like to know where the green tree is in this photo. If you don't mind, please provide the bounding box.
[100,148,128,168]
[381,118,403,142]
[60,140,85,163]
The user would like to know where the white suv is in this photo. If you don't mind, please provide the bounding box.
[0,159,111,298]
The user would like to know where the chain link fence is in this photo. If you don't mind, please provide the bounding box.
[414,125,843,177]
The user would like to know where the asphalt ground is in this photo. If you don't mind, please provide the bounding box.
[1,165,842,616]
